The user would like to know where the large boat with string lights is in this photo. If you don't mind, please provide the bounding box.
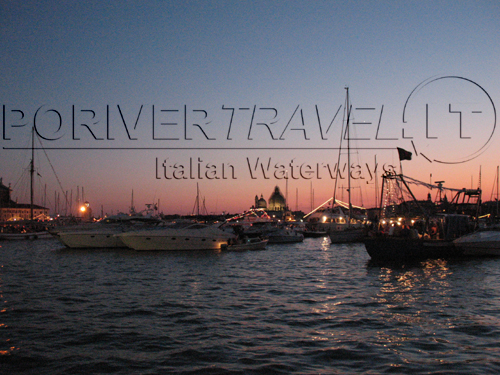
[364,171,481,262]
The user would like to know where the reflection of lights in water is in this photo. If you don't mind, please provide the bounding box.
[0,266,19,356]
[373,259,454,354]
[320,237,330,251]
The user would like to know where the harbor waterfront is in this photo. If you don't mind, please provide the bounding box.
[2,237,500,374]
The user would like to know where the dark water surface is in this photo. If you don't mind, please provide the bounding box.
[1,237,500,374]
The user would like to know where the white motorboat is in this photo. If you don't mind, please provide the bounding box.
[453,230,500,256]
[57,227,128,248]
[55,215,161,249]
[116,223,236,251]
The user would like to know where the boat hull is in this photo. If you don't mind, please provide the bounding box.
[303,231,328,238]
[364,236,463,262]
[118,234,233,251]
[329,228,366,244]
[57,231,127,248]
[117,225,236,251]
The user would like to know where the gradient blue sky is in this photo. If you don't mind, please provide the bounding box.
[1,1,499,215]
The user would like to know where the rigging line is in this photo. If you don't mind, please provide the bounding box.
[401,174,468,193]
[37,134,71,207]
[11,132,33,193]
[11,165,30,193]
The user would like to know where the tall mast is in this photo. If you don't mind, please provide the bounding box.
[192,183,200,216]
[296,187,298,211]
[30,126,35,221]
[374,155,378,209]
[332,89,348,205]
[285,170,289,210]
[345,87,352,225]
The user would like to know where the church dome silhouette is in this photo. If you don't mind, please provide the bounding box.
[268,186,286,211]
[254,194,267,209]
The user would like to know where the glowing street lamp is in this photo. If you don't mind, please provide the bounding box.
[80,201,90,217]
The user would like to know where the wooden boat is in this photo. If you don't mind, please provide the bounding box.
[0,127,52,238]
[364,172,480,262]
[365,223,471,262]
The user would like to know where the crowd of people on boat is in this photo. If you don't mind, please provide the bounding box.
[371,219,442,240]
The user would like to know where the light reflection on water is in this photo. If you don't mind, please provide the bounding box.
[0,237,500,374]
[368,257,500,371]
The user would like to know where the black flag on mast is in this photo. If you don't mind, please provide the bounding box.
[397,147,412,161]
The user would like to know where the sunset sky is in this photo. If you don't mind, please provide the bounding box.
[1,1,499,216]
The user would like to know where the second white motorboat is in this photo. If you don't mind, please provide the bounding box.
[116,222,236,251]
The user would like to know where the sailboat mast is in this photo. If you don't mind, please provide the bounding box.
[374,155,378,209]
[285,170,289,210]
[346,87,352,224]
[30,126,35,221]
[497,165,499,217]
[332,90,347,205]
[192,183,201,216]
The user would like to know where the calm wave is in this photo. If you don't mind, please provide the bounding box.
[1,237,500,374]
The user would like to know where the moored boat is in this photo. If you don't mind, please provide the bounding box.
[57,228,127,248]
[364,171,480,262]
[453,229,500,257]
[53,212,162,249]
[116,222,236,251]
[306,87,369,244]
[365,227,462,262]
